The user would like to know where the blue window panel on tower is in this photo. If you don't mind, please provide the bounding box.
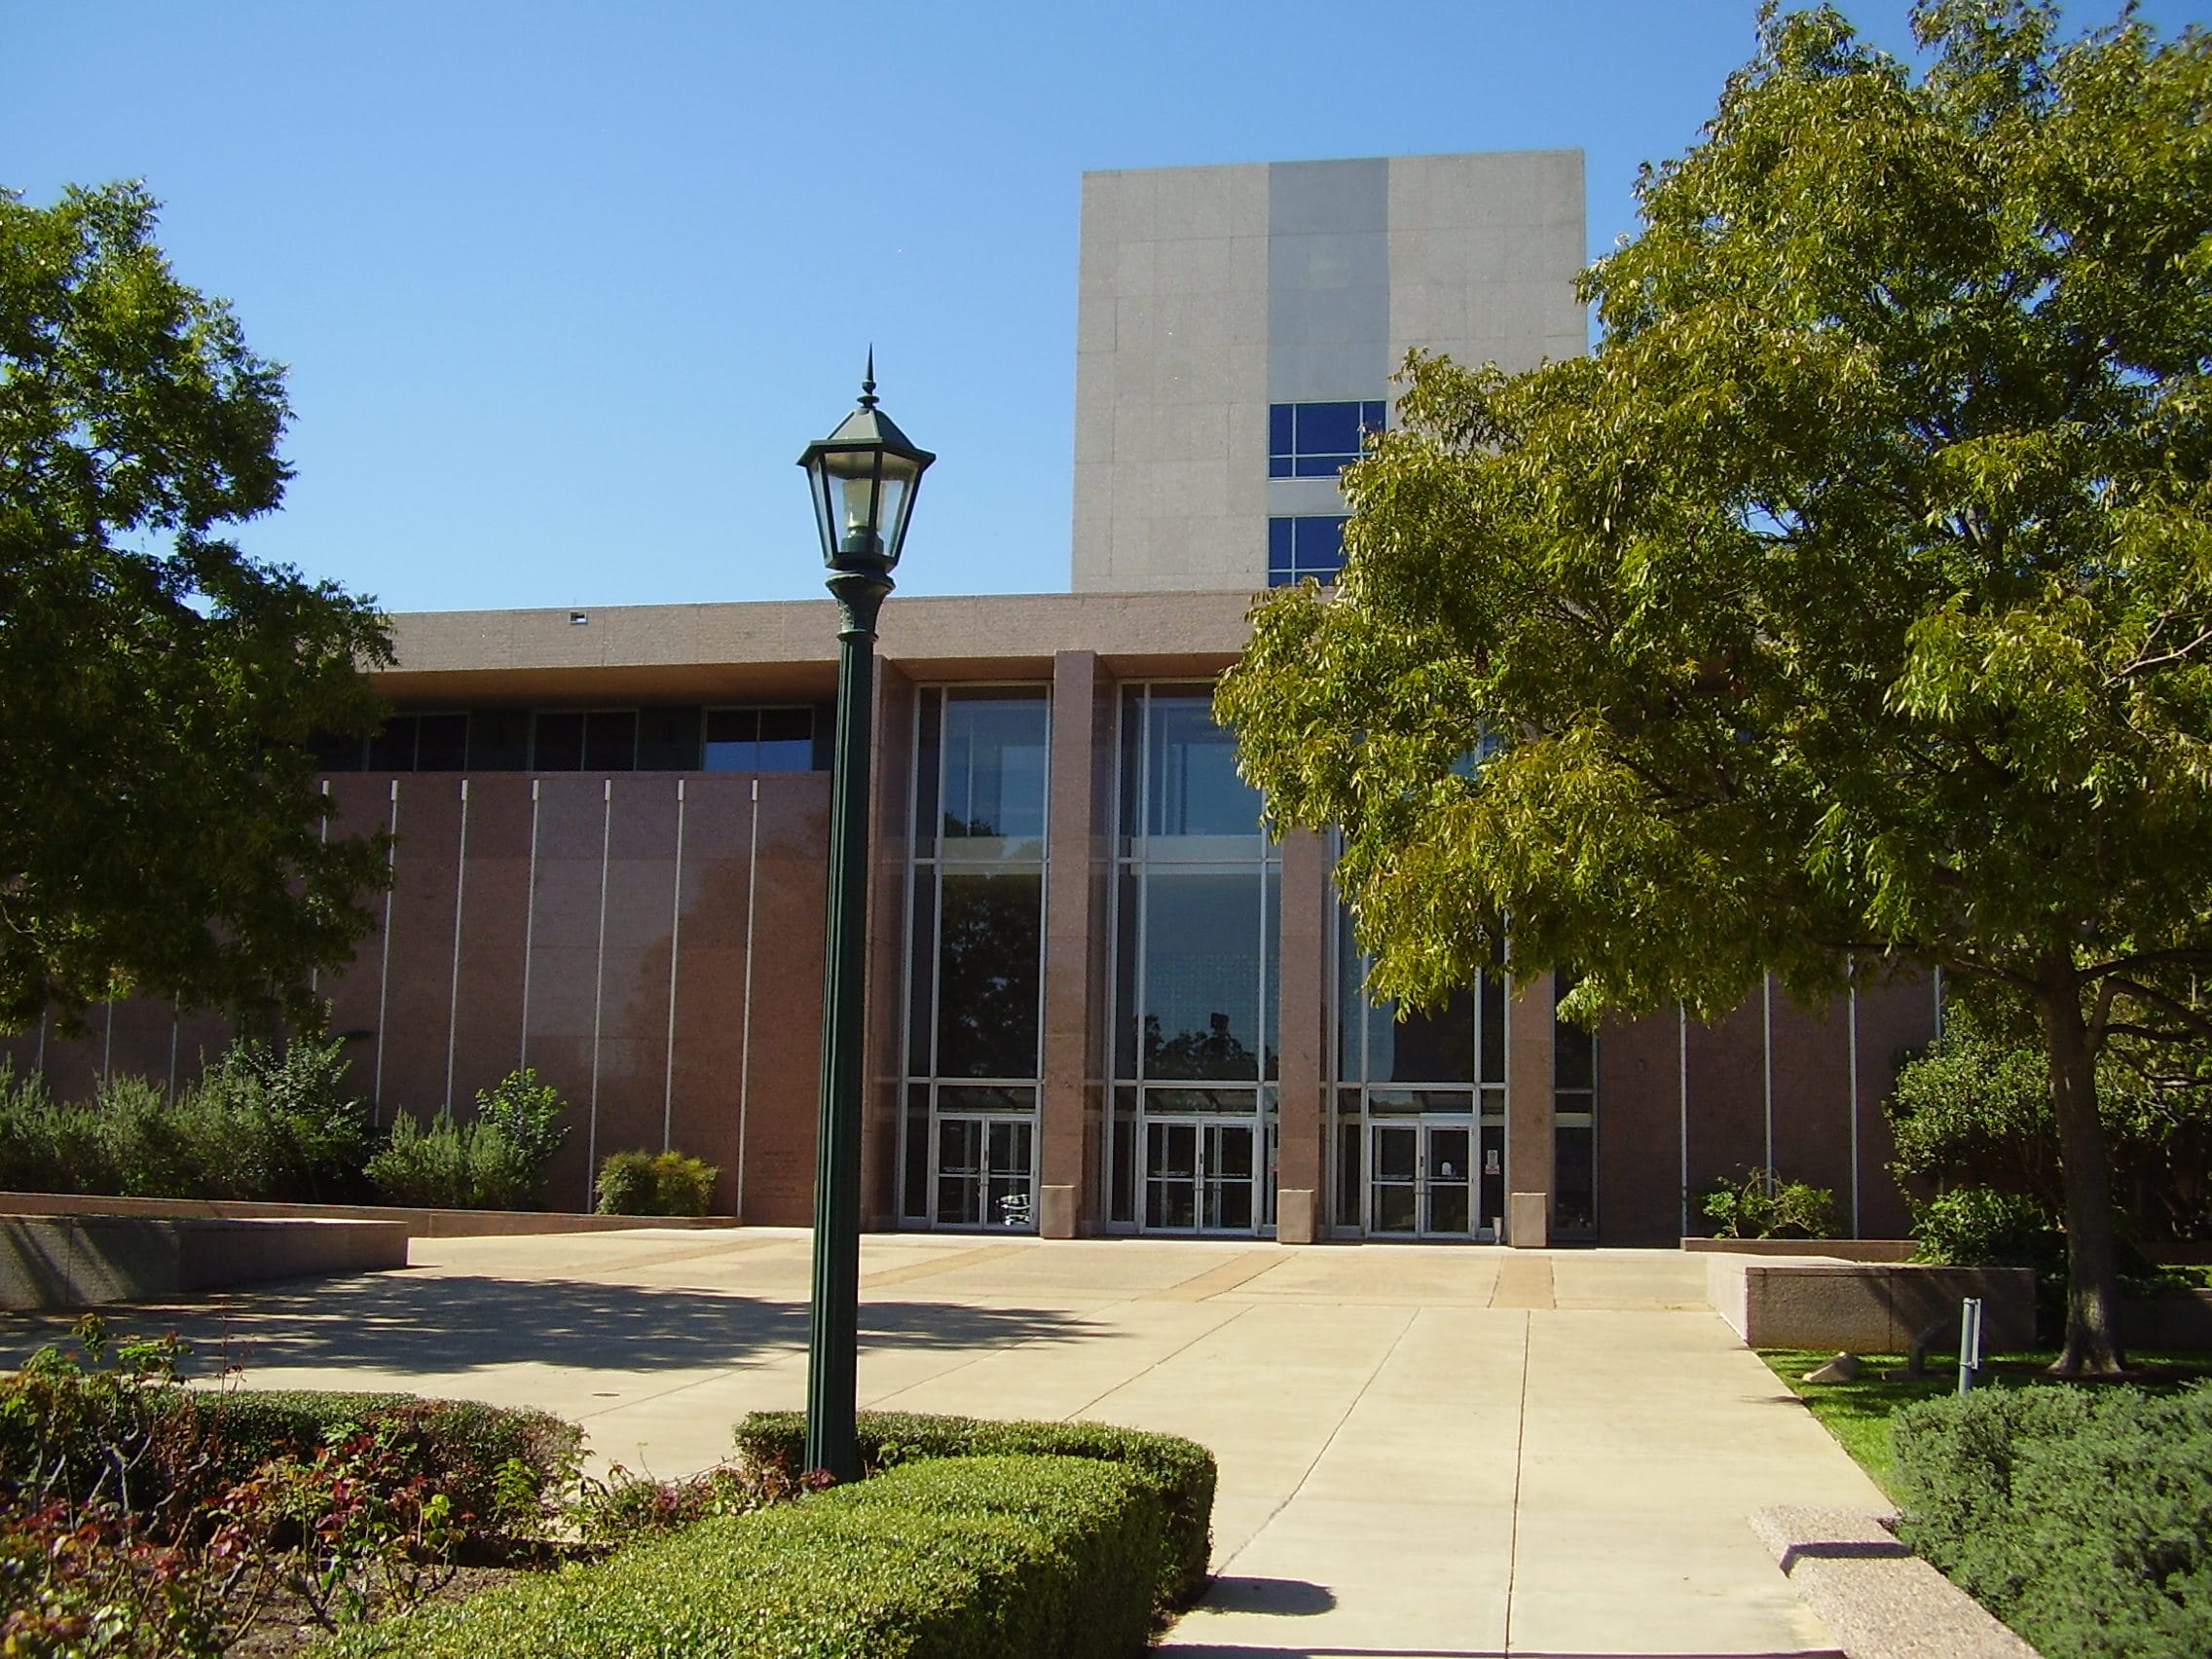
[1269,400,1386,479]
[1266,515,1348,587]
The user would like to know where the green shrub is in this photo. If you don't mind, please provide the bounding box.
[325,1454,1164,1659]
[592,1148,655,1215]
[1895,1382,2212,1659]
[1908,1184,2068,1272]
[1695,1168,1839,1239]
[367,1075,571,1211]
[595,1148,720,1216]
[471,1069,568,1203]
[0,1035,372,1203]
[734,1408,1217,1611]
[366,1112,474,1207]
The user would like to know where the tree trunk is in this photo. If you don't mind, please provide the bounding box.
[2038,954,2127,1375]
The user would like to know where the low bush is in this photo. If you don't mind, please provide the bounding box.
[734,1408,1217,1611]
[570,1459,826,1544]
[1694,1167,1839,1239]
[0,1321,580,1540]
[1894,1382,2212,1659]
[326,1454,1165,1659]
[594,1148,720,1216]
[1907,1184,2069,1273]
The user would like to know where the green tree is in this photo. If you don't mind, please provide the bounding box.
[1218,2,2212,1373]
[0,182,391,1030]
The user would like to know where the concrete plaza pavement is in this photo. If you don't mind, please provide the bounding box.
[1,1231,1882,1658]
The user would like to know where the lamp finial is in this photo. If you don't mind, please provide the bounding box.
[859,348,877,410]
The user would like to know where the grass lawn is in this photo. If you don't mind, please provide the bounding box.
[1756,1346,2212,1501]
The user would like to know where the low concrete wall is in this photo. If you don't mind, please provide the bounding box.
[1682,1236,1918,1263]
[1,1216,410,1311]
[2122,1287,2212,1349]
[1751,1507,2040,1659]
[1707,1252,2036,1351]
[0,1191,737,1237]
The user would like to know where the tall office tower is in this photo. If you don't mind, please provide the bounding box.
[1071,151,1587,594]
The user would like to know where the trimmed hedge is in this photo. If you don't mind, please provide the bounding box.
[734,1409,1217,1610]
[1894,1382,2212,1659]
[324,1454,1164,1659]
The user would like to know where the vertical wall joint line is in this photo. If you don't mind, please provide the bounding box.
[520,779,541,1070]
[663,778,686,1153]
[1677,1002,1689,1241]
[1761,972,1775,1184]
[1848,959,1862,1237]
[444,777,470,1118]
[587,776,613,1209]
[373,779,400,1120]
[737,777,761,1220]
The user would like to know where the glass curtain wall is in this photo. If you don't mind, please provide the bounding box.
[1106,687,1278,1235]
[1333,912,1509,1239]
[900,688,1050,1231]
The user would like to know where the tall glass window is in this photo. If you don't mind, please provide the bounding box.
[1333,909,1508,1239]
[1106,686,1278,1235]
[1554,976,1598,1237]
[901,688,1049,1231]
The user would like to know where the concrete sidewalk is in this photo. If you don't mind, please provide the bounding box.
[0,1232,1878,1657]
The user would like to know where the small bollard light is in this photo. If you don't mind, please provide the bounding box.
[1957,1296,1984,1395]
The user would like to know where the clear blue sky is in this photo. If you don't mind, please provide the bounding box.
[9,1,2205,614]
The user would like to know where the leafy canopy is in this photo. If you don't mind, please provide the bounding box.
[1220,0,2212,1037]
[0,182,392,1030]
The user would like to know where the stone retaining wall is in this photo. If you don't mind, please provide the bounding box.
[0,1191,736,1237]
[1706,1251,2036,1351]
[2,1215,410,1310]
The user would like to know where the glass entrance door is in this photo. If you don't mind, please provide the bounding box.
[1142,1119,1257,1234]
[934,1116,1035,1230]
[1369,1120,1497,1238]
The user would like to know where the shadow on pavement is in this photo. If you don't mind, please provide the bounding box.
[1198,1578,1338,1616]
[0,1273,1100,1375]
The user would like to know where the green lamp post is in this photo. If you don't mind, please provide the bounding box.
[796,357,934,1481]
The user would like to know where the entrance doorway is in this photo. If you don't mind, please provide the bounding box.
[934,1115,1035,1230]
[1142,1119,1258,1235]
[1369,1119,1503,1239]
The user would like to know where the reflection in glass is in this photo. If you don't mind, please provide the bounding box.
[1555,1124,1596,1234]
[1142,871,1261,1080]
[934,872,1042,1079]
[940,696,1048,842]
[1146,695,1261,837]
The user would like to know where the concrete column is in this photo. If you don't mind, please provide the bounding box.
[1506,968,1556,1246]
[1273,830,1330,1243]
[1040,650,1103,1236]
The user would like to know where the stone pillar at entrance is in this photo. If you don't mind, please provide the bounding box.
[1273,829,1330,1243]
[1505,969,1557,1246]
[1039,650,1106,1236]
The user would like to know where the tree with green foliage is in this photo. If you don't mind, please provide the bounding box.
[0,182,391,1031]
[1218,1,2212,1374]
[1891,1001,2212,1243]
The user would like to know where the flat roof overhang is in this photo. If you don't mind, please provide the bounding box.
[372,589,1258,707]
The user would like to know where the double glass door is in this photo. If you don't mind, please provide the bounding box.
[934,1116,1035,1230]
[1142,1119,1257,1234]
[1370,1119,1503,1239]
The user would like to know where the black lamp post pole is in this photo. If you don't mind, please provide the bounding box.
[804,566,888,1483]
[797,365,931,1483]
